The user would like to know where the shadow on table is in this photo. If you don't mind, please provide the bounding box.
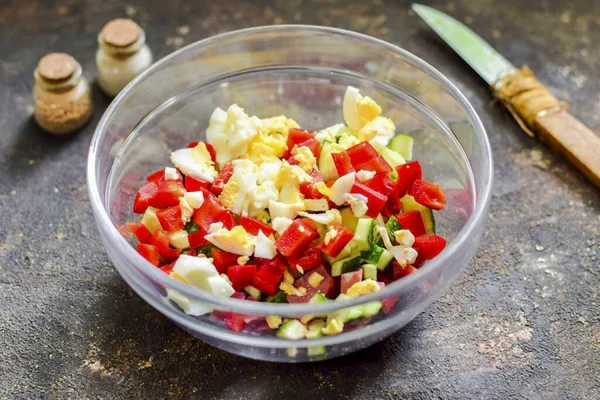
[82,277,419,399]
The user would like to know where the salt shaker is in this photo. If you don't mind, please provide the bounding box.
[33,53,93,135]
[96,18,153,97]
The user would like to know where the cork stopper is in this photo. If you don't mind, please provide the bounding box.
[100,19,141,48]
[36,53,78,82]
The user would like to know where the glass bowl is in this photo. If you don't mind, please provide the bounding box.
[87,25,493,362]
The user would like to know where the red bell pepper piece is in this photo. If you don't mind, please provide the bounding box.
[133,182,158,214]
[385,161,423,215]
[288,246,324,273]
[409,179,446,210]
[126,222,152,244]
[395,210,426,238]
[239,216,275,236]
[331,151,355,176]
[350,181,387,218]
[146,169,165,184]
[149,230,181,262]
[413,234,447,265]
[275,219,319,258]
[150,180,186,209]
[355,155,392,174]
[296,138,321,158]
[211,247,240,274]
[187,141,199,148]
[160,262,176,274]
[188,228,209,249]
[285,128,316,156]
[156,206,184,232]
[253,256,288,296]
[345,142,379,166]
[227,265,257,291]
[340,269,363,294]
[393,262,418,280]
[184,175,211,192]
[366,173,395,196]
[299,168,324,199]
[137,243,161,266]
[320,225,354,257]
[192,196,231,232]
[210,162,234,195]
[205,143,217,162]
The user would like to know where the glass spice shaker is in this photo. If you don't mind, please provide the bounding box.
[96,18,153,97]
[33,53,93,135]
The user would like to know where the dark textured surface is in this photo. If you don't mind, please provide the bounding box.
[1,0,599,398]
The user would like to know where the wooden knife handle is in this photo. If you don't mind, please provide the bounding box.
[535,108,600,188]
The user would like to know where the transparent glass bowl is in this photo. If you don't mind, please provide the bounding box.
[87,25,493,362]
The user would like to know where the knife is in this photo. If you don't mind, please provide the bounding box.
[412,4,600,189]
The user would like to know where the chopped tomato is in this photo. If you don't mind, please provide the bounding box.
[133,182,158,214]
[192,196,231,231]
[210,162,234,195]
[239,216,275,236]
[409,179,446,210]
[320,225,354,257]
[150,180,186,209]
[331,151,354,176]
[296,138,321,158]
[156,206,184,231]
[340,269,363,294]
[275,219,319,258]
[355,154,392,174]
[184,175,211,192]
[299,168,324,199]
[211,247,240,274]
[227,265,257,291]
[284,128,316,157]
[413,234,447,265]
[345,142,378,166]
[287,266,336,302]
[137,243,161,266]
[149,230,181,262]
[395,210,426,237]
[350,181,387,217]
[393,262,418,280]
[160,262,176,274]
[382,295,400,314]
[288,246,324,273]
[126,222,152,244]
[146,169,165,184]
[188,228,209,249]
[253,256,288,296]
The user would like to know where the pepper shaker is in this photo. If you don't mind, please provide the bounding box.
[33,53,93,135]
[96,18,153,97]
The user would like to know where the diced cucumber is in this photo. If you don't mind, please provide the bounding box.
[196,245,214,257]
[378,147,405,169]
[386,216,402,239]
[309,292,330,304]
[361,263,378,280]
[308,345,326,356]
[317,140,339,182]
[266,291,288,303]
[351,217,375,252]
[362,301,382,317]
[306,321,327,355]
[401,195,436,234]
[340,207,358,231]
[331,256,361,276]
[388,134,414,160]
[184,221,199,234]
[361,245,393,271]
[244,285,262,300]
[376,248,394,271]
[334,295,364,322]
[277,319,308,340]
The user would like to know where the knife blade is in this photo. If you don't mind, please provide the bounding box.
[412,3,600,189]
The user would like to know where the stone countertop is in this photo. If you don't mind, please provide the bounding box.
[1,0,598,398]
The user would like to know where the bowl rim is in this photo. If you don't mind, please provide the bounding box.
[87,24,493,317]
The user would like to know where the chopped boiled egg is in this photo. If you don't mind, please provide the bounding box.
[358,117,396,150]
[394,229,415,247]
[266,315,283,329]
[166,289,213,316]
[179,197,194,224]
[321,315,344,336]
[376,225,394,250]
[171,255,235,297]
[141,207,162,233]
[344,193,369,217]
[303,198,329,212]
[329,172,356,205]
[170,143,217,183]
[343,86,382,131]
[292,146,317,173]
[269,199,304,220]
[205,226,255,256]
[254,231,277,259]
[272,216,293,236]
[183,191,204,209]
[206,104,262,166]
[208,222,223,233]
[166,230,190,249]
[298,209,341,226]
[164,167,180,181]
[390,246,418,267]
[346,279,381,297]
[314,181,333,198]
[356,169,376,182]
[244,141,279,165]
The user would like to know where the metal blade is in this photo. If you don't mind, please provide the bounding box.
[412,4,515,84]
